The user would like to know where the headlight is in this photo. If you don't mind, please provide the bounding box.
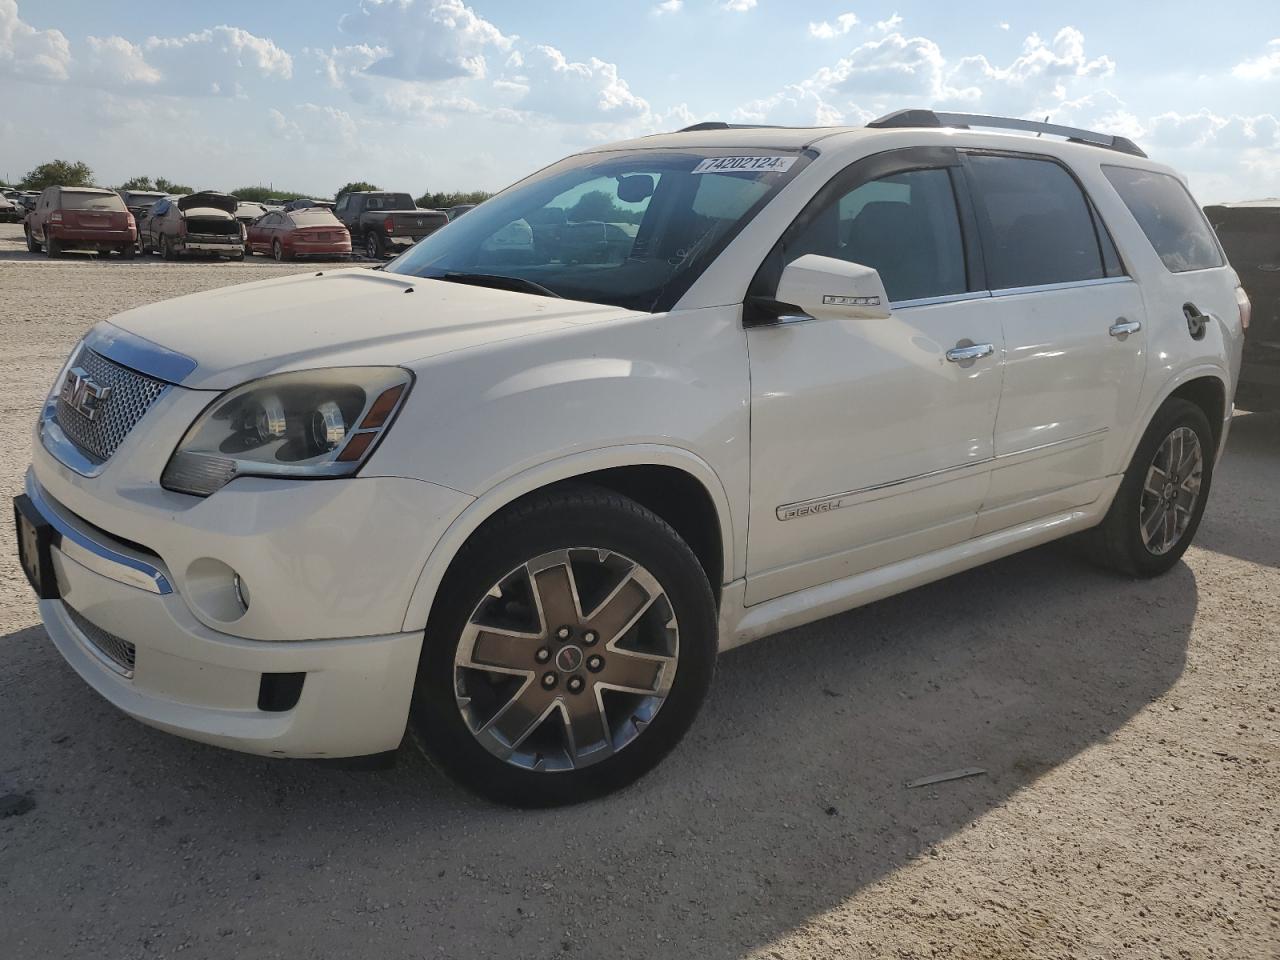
[161,367,412,496]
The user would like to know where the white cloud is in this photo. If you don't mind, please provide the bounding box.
[132,25,294,96]
[652,0,682,14]
[84,35,160,86]
[507,44,648,123]
[339,0,512,83]
[721,0,757,11]
[1233,39,1280,80]
[809,14,858,40]
[732,83,863,126]
[825,33,952,99]
[875,14,903,33]
[306,43,387,89]
[0,0,70,81]
[999,22,1010,31]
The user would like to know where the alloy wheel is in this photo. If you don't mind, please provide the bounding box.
[453,547,679,773]
[1139,425,1203,556]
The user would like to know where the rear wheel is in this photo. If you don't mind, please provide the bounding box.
[160,235,175,261]
[25,229,41,253]
[1088,398,1214,577]
[409,486,717,807]
[272,239,290,262]
[365,231,384,259]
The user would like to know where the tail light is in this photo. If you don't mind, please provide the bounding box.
[127,213,136,229]
[384,216,395,234]
[1235,285,1251,330]
[49,211,62,224]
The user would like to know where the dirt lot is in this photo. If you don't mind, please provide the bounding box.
[0,220,1276,959]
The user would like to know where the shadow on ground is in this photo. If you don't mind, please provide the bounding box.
[1192,410,1280,569]
[0,535,1198,959]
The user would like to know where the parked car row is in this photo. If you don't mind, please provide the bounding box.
[17,184,459,262]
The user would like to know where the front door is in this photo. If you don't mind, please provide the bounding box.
[745,150,1004,604]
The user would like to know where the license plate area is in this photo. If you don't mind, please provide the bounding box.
[14,494,60,600]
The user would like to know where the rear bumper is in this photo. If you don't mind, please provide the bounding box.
[178,239,241,254]
[50,228,134,244]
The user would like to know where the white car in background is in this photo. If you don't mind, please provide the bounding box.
[16,110,1245,806]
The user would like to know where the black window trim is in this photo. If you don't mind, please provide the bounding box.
[745,145,985,326]
[956,147,1131,292]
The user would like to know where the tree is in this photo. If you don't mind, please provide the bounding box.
[565,190,643,225]
[335,181,379,200]
[229,185,314,203]
[155,176,193,194]
[20,159,94,191]
[416,189,492,209]
[119,175,155,191]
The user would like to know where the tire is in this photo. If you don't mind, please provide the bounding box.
[1087,398,1215,577]
[119,244,135,260]
[25,229,41,253]
[160,235,174,261]
[273,239,290,262]
[365,231,384,259]
[409,485,717,807]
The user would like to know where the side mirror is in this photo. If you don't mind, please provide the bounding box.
[769,253,892,322]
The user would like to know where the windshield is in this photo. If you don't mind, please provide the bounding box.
[61,192,126,212]
[386,148,811,311]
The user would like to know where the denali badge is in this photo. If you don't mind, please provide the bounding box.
[777,497,846,521]
[60,367,111,421]
[823,295,881,306]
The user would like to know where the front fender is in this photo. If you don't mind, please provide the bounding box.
[397,443,737,632]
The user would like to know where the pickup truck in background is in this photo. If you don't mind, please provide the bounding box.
[334,191,448,259]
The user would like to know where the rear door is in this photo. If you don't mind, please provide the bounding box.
[745,147,1005,603]
[961,152,1148,536]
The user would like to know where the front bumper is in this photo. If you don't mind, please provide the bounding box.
[23,466,466,757]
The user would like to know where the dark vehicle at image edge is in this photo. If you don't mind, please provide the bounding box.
[1206,200,1280,410]
[335,190,448,259]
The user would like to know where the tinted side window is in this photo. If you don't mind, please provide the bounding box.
[784,167,967,303]
[966,155,1107,289]
[1103,166,1223,273]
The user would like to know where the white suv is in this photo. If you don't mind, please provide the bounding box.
[15,111,1247,806]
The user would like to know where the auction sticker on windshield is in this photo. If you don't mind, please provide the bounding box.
[691,156,797,174]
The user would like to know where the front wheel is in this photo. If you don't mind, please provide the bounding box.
[1088,398,1215,577]
[409,486,717,807]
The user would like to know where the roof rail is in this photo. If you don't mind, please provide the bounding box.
[675,121,779,133]
[866,109,1147,158]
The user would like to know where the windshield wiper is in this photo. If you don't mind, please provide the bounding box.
[438,272,563,299]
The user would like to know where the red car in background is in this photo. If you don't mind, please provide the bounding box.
[247,207,351,261]
[24,186,136,258]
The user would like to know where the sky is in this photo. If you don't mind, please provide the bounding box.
[2,0,1279,202]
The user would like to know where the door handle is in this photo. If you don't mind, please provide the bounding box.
[1109,318,1142,338]
[945,342,994,363]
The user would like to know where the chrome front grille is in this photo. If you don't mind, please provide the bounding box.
[54,347,167,463]
[66,606,136,678]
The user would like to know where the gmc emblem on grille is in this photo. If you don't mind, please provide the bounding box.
[60,367,112,421]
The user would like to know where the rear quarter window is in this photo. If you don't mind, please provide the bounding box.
[1103,166,1223,273]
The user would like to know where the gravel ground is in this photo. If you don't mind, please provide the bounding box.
[0,221,1277,959]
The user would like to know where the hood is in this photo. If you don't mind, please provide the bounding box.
[105,268,640,390]
[178,191,238,215]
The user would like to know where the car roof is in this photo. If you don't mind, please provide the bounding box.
[59,186,115,194]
